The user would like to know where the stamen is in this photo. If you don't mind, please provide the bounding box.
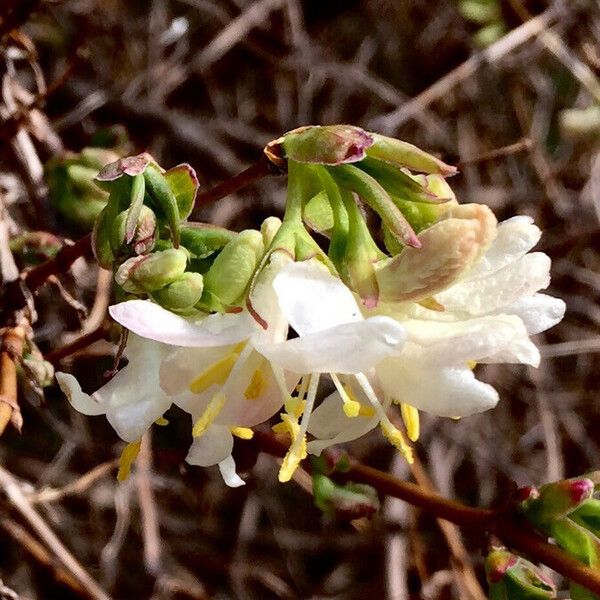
[279,374,319,483]
[355,373,414,463]
[155,417,169,426]
[231,426,254,439]
[467,360,477,370]
[117,439,141,481]
[400,402,420,442]
[381,417,414,463]
[331,373,360,417]
[192,392,226,437]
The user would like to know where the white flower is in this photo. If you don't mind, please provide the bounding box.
[307,212,565,454]
[109,256,407,484]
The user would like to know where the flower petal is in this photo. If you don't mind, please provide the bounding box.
[256,316,405,374]
[494,293,566,335]
[465,216,541,280]
[273,260,362,335]
[185,424,233,466]
[307,390,379,455]
[55,372,105,416]
[377,362,499,417]
[218,455,245,487]
[109,300,253,347]
[400,314,531,365]
[435,253,551,315]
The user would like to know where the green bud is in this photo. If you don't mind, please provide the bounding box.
[367,133,457,176]
[313,472,379,520]
[92,206,115,269]
[110,206,157,257]
[201,229,264,310]
[519,478,595,529]
[260,216,283,247]
[115,248,188,293]
[485,548,555,599]
[327,163,421,248]
[143,163,181,247]
[265,125,374,167]
[459,0,501,24]
[180,224,236,259]
[303,191,334,236]
[152,272,204,312]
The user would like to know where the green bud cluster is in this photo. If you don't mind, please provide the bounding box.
[261,125,459,308]
[485,547,556,599]
[517,477,600,600]
[458,0,506,48]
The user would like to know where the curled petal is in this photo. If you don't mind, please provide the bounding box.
[109,300,254,346]
[55,372,104,416]
[218,455,245,488]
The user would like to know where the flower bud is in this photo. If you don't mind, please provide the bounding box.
[151,272,204,312]
[367,133,457,176]
[163,164,199,220]
[180,225,236,260]
[265,125,374,168]
[110,206,157,257]
[485,547,555,599]
[143,163,182,248]
[312,472,379,520]
[519,478,595,529]
[115,248,188,293]
[261,216,283,247]
[201,229,265,310]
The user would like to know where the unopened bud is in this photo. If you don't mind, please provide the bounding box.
[180,225,236,260]
[115,248,188,293]
[519,478,595,529]
[201,229,264,310]
[110,206,157,257]
[143,163,181,247]
[163,164,199,220]
[265,125,374,168]
[485,547,555,599]
[367,133,457,176]
[261,216,283,247]
[313,472,379,520]
[152,272,204,312]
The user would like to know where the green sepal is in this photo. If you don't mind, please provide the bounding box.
[125,174,146,243]
[303,191,334,236]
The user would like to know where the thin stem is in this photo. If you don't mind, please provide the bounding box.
[252,431,600,595]
[0,325,26,435]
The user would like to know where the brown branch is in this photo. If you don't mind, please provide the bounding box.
[252,431,600,595]
[44,323,109,365]
[0,325,25,435]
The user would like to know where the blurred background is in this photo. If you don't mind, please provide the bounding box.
[0,0,599,598]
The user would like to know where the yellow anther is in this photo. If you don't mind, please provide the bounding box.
[466,360,477,370]
[244,368,266,400]
[192,392,226,437]
[117,439,141,481]
[380,418,414,464]
[155,417,169,426]
[231,426,254,439]
[400,402,420,442]
[284,396,305,418]
[189,352,239,394]
[331,374,361,418]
